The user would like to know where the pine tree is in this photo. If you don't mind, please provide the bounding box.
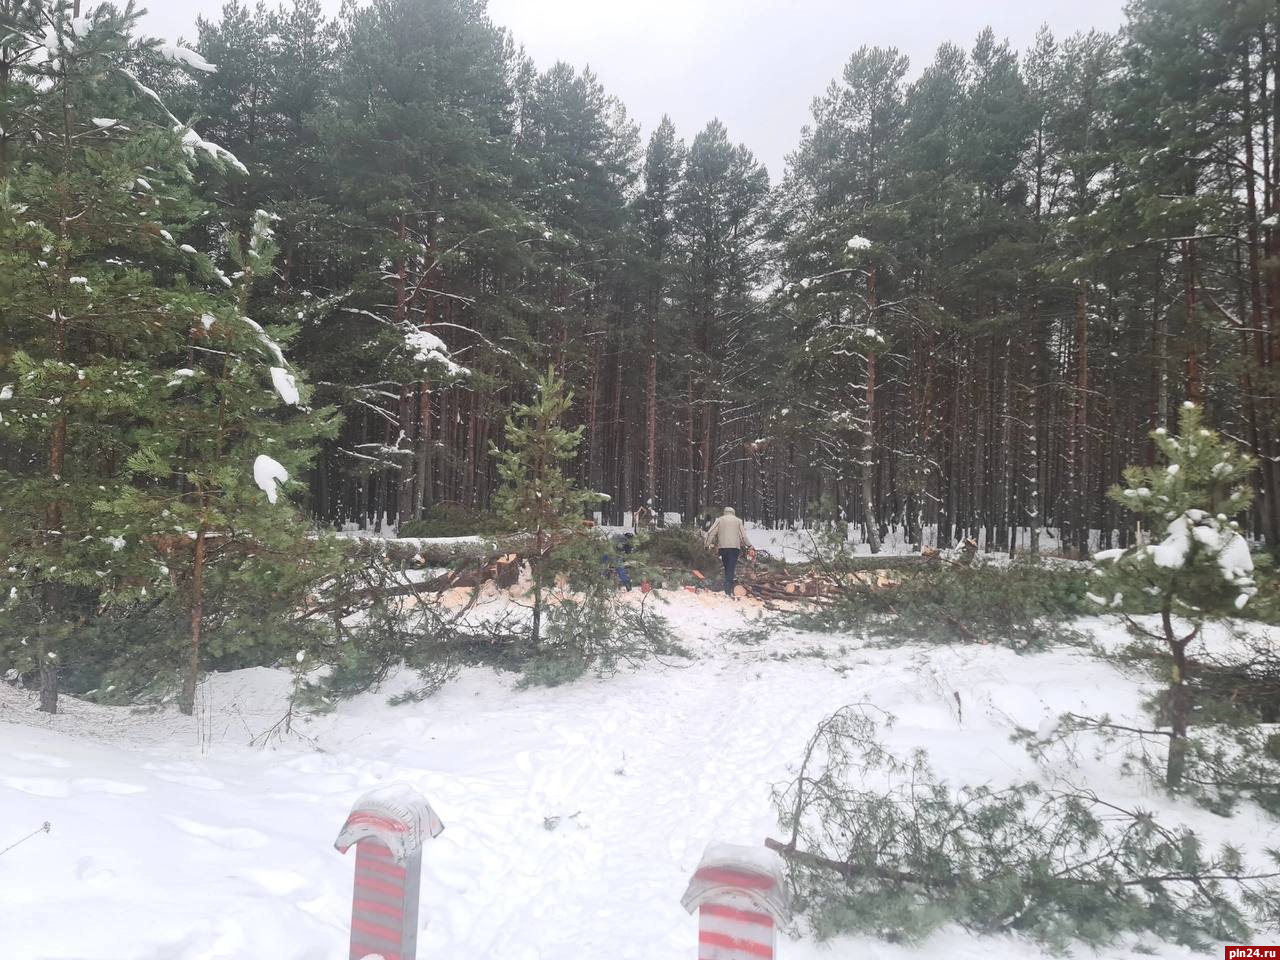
[301,0,526,524]
[120,209,337,715]
[1089,401,1257,785]
[634,116,684,519]
[492,369,601,647]
[777,47,913,548]
[0,3,335,714]
[0,1,246,712]
[672,120,770,519]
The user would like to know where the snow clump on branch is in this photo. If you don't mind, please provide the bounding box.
[253,455,289,505]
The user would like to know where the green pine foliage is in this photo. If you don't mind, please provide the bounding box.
[27,0,1270,555]
[118,209,337,714]
[0,3,336,713]
[0,1,228,711]
[1090,402,1258,618]
[519,534,680,687]
[1087,402,1258,786]
[492,369,603,646]
[775,705,1280,952]
[796,549,1091,651]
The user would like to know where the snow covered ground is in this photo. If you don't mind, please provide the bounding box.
[1,598,1274,960]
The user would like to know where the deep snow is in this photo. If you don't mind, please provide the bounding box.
[1,597,1275,960]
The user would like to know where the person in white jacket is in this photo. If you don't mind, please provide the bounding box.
[703,507,753,597]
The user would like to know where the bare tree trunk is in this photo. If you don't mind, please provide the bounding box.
[859,265,882,553]
[1003,336,1018,557]
[700,398,714,512]
[415,380,432,517]
[584,338,600,496]
[39,406,67,714]
[38,661,59,714]
[464,394,478,507]
[1152,254,1169,435]
[646,307,658,511]
[530,527,544,648]
[686,373,697,520]
[1027,298,1043,556]
[614,346,630,523]
[1183,240,1202,403]
[397,385,414,524]
[179,524,208,717]
[863,351,882,555]
[1242,51,1280,547]
[1163,597,1192,789]
[1072,279,1090,557]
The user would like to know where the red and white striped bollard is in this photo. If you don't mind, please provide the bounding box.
[681,842,792,959]
[334,784,444,960]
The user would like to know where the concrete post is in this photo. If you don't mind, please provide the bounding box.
[334,784,444,960]
[681,842,792,959]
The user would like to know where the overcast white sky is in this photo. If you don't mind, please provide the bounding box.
[142,0,1127,177]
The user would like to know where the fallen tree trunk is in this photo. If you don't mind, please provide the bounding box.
[302,556,523,620]
[809,539,976,574]
[338,534,537,565]
[829,555,944,572]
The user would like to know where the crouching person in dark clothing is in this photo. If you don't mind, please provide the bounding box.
[603,532,634,590]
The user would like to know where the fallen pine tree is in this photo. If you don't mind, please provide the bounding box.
[336,532,538,565]
[769,704,1280,951]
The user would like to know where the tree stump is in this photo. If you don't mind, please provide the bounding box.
[494,554,520,589]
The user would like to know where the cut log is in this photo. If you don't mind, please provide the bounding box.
[340,534,536,565]
[834,554,943,572]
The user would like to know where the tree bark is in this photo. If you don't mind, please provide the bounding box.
[1072,279,1090,557]
[646,299,659,512]
[415,380,432,517]
[1163,596,1191,789]
[38,661,58,714]
[1183,240,1202,403]
[862,265,882,554]
[179,524,208,717]
[1241,48,1280,547]
[862,350,882,555]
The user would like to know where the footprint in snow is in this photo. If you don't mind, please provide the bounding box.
[72,778,147,795]
[74,856,119,886]
[153,772,225,790]
[267,791,323,803]
[1,776,69,798]
[242,867,310,895]
[5,750,71,769]
[167,815,269,850]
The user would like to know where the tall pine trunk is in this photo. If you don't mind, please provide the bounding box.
[1242,49,1280,547]
[1163,596,1192,789]
[1071,280,1090,557]
[646,301,658,513]
[180,524,208,717]
[415,380,432,517]
[862,265,881,553]
[1183,240,1202,403]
